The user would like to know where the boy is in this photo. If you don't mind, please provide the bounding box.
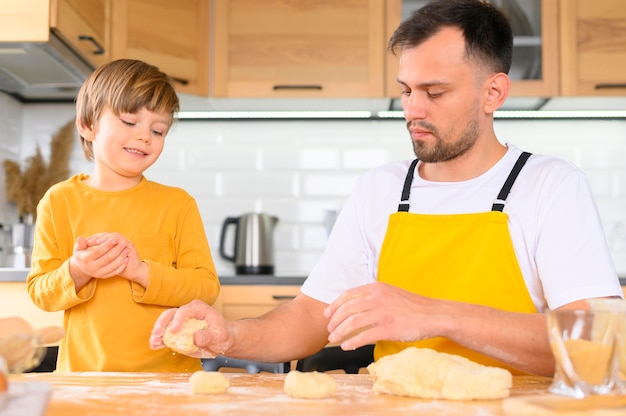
[27,59,219,372]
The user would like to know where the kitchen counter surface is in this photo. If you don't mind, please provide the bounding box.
[0,268,306,285]
[0,268,29,282]
[219,275,306,285]
[2,268,623,287]
[5,372,556,416]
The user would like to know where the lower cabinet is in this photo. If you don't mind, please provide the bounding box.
[213,284,301,321]
[0,282,63,328]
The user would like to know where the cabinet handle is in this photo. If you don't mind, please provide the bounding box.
[272,295,296,301]
[170,77,189,86]
[595,84,626,90]
[272,85,323,91]
[78,35,104,55]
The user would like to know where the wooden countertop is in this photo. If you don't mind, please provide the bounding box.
[5,372,554,416]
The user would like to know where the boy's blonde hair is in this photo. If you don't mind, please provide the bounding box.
[75,59,180,161]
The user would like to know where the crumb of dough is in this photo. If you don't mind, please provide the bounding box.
[189,371,230,394]
[163,318,207,354]
[284,370,337,399]
[367,347,512,400]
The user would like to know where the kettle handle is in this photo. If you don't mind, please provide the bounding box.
[219,217,238,262]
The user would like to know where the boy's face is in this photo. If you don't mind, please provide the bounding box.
[85,106,171,187]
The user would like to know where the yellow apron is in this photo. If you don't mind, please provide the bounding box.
[376,152,536,374]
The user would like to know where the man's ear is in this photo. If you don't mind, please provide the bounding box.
[76,119,95,141]
[484,72,510,115]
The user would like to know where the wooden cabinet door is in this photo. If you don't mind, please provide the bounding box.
[110,0,210,96]
[212,0,386,98]
[214,285,300,321]
[384,0,559,98]
[51,0,112,68]
[0,283,64,329]
[559,0,626,96]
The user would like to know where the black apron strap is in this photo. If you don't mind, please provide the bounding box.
[491,152,532,212]
[398,159,419,212]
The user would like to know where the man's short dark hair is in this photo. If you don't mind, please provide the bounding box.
[388,0,513,75]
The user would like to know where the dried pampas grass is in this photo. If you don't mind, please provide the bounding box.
[3,119,75,220]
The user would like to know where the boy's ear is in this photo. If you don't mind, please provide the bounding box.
[76,119,95,141]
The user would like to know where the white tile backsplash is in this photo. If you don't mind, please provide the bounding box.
[2,93,626,278]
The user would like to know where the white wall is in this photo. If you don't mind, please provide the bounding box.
[2,93,626,278]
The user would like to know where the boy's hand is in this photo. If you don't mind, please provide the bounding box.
[69,233,130,285]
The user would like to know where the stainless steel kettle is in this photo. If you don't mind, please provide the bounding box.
[219,213,278,275]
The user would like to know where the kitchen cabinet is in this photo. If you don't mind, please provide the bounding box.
[110,0,210,96]
[213,284,300,321]
[384,0,560,98]
[559,0,626,96]
[50,0,112,68]
[0,282,63,328]
[212,0,387,98]
[0,0,110,69]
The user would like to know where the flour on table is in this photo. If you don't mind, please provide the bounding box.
[283,370,337,399]
[189,371,230,394]
[163,318,207,354]
[367,347,512,400]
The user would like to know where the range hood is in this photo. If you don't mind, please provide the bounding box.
[0,32,93,102]
[175,94,626,120]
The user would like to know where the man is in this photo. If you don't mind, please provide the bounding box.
[150,0,623,376]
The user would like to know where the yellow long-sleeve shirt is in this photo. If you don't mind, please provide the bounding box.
[27,174,219,372]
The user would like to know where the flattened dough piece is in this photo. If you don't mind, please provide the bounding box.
[367,347,512,400]
[163,318,207,354]
[284,370,337,399]
[189,371,230,394]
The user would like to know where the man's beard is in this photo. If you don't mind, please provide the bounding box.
[408,116,479,164]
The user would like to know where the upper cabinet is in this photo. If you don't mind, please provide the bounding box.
[384,0,559,98]
[212,0,387,98]
[559,0,626,96]
[50,0,112,68]
[0,0,110,69]
[110,0,210,96]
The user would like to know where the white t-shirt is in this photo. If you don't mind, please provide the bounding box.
[301,144,623,311]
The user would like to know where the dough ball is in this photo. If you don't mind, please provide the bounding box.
[163,318,207,354]
[284,370,337,399]
[367,347,512,400]
[189,371,230,394]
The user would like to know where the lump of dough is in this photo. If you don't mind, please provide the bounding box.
[189,371,230,394]
[163,318,207,354]
[367,347,512,400]
[284,370,337,399]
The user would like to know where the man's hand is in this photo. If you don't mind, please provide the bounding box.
[150,300,233,359]
[324,282,440,351]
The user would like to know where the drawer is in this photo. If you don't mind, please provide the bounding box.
[214,285,300,321]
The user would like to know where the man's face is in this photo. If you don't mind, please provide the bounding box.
[396,27,488,164]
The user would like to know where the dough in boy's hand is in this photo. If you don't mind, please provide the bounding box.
[189,371,230,394]
[163,318,207,354]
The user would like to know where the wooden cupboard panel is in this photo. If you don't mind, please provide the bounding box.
[0,0,50,41]
[110,0,210,96]
[0,282,63,329]
[559,0,626,96]
[213,0,386,98]
[215,285,301,321]
[51,0,111,68]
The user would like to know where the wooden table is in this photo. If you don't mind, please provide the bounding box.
[4,372,554,416]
